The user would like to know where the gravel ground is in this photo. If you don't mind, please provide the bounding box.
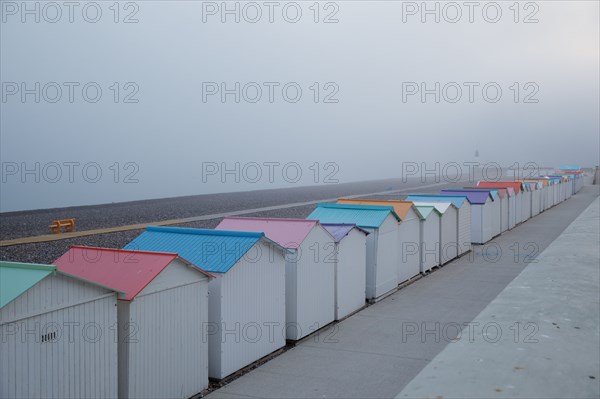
[0,204,320,263]
[0,177,459,264]
[1,179,410,240]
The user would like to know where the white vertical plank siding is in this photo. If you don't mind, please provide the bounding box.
[373,215,399,299]
[217,241,286,379]
[490,197,501,237]
[284,254,298,340]
[558,182,564,203]
[499,196,509,232]
[507,195,516,229]
[458,202,472,255]
[470,201,493,244]
[123,260,209,399]
[532,188,541,216]
[117,301,130,399]
[364,229,378,300]
[440,206,458,265]
[397,213,421,282]
[293,227,335,339]
[483,202,494,242]
[421,213,440,272]
[541,186,547,210]
[559,182,563,202]
[514,192,523,224]
[335,229,367,320]
[549,185,556,207]
[525,189,533,220]
[570,179,574,196]
[0,274,117,399]
[207,275,223,379]
[522,190,532,221]
[470,204,484,244]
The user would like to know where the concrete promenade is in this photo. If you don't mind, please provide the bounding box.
[398,194,599,398]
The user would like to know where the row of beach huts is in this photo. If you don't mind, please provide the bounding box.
[0,168,586,399]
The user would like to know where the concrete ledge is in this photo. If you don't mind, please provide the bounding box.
[397,197,600,399]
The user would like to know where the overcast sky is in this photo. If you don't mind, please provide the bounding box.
[1,0,598,212]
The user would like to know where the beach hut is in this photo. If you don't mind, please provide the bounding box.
[497,188,513,230]
[522,181,542,217]
[553,178,561,204]
[551,178,559,204]
[535,178,550,211]
[539,179,550,211]
[504,188,517,228]
[540,180,549,212]
[494,189,509,232]
[468,187,511,232]
[518,182,531,222]
[568,172,579,193]
[555,165,581,195]
[414,205,441,272]
[123,227,285,380]
[541,177,555,208]
[496,181,531,224]
[321,223,369,320]
[406,201,458,265]
[513,182,528,223]
[475,183,518,229]
[549,176,567,203]
[561,176,568,200]
[566,175,574,198]
[534,181,543,215]
[544,176,558,206]
[546,176,561,203]
[460,188,501,237]
[517,182,529,217]
[520,183,532,220]
[559,176,567,202]
[559,175,573,199]
[215,217,335,341]
[559,166,583,193]
[543,177,560,206]
[1,261,118,399]
[526,179,544,215]
[336,199,422,285]
[406,194,472,257]
[440,190,495,244]
[477,181,527,224]
[54,246,212,397]
[307,203,401,301]
[482,190,500,236]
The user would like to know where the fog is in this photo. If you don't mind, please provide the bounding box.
[1,0,598,212]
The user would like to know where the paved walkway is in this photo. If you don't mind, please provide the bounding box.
[397,194,600,398]
[207,186,599,399]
